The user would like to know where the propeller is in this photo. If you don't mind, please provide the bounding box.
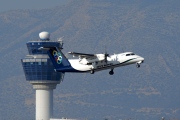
[104,46,109,63]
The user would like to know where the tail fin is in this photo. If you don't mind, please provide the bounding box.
[47,47,71,72]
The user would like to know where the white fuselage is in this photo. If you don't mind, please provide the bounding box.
[68,52,144,72]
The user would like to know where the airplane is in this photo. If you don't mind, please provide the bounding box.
[43,47,144,75]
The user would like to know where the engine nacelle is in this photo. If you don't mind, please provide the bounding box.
[96,54,105,61]
[79,54,105,65]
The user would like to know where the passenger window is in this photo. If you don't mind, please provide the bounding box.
[87,63,92,65]
[131,53,135,55]
[126,54,130,56]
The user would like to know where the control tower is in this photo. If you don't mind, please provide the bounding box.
[21,32,64,120]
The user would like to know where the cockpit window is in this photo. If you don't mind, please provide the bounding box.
[126,53,135,56]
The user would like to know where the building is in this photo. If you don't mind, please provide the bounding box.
[21,32,64,120]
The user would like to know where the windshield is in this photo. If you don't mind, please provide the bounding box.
[126,53,135,56]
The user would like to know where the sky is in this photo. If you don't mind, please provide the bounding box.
[0,0,70,13]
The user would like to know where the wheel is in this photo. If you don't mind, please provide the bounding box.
[90,70,94,74]
[136,63,140,68]
[109,70,114,75]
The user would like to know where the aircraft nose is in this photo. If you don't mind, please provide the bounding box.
[141,57,144,63]
[137,56,144,62]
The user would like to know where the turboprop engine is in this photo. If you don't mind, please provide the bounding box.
[79,54,105,65]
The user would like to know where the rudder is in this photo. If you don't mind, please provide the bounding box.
[47,47,70,71]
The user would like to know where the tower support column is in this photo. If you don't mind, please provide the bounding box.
[32,83,57,120]
[36,89,53,120]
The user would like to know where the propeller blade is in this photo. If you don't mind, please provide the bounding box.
[104,45,109,63]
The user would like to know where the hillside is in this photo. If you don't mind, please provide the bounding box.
[0,0,180,120]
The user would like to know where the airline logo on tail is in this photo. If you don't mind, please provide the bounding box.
[52,50,62,64]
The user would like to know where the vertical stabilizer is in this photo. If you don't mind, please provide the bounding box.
[47,47,71,72]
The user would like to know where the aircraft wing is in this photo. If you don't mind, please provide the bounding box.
[68,52,96,58]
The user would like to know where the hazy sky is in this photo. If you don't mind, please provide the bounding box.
[0,0,70,12]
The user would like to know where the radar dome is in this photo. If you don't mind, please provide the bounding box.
[39,31,50,40]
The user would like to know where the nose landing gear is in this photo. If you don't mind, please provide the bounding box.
[136,63,140,68]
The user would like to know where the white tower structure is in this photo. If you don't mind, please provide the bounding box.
[33,83,56,120]
[21,32,64,120]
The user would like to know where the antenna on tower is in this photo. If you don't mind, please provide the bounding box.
[57,36,64,47]
[57,36,64,42]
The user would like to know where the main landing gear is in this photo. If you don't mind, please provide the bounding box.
[90,70,94,74]
[109,69,114,75]
[90,69,114,75]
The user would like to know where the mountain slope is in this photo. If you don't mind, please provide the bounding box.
[0,0,179,120]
